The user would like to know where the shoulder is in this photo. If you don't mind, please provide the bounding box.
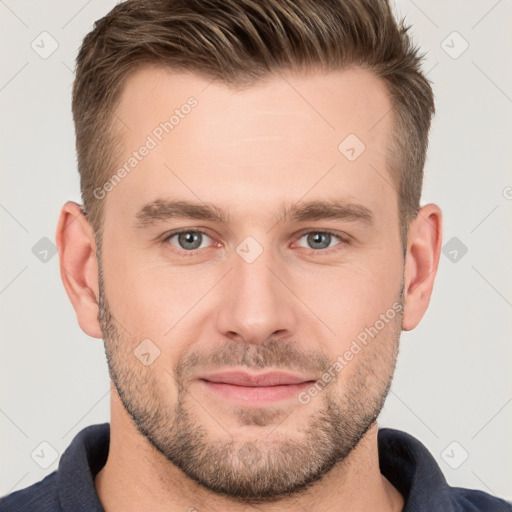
[446,487,512,512]
[378,427,512,511]
[0,423,109,512]
[0,471,60,512]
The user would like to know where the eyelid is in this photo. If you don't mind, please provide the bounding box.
[163,227,216,253]
[292,229,349,252]
[161,227,351,255]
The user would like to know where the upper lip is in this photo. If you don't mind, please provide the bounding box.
[198,370,316,387]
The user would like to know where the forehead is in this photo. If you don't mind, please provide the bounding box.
[116,64,392,138]
[105,65,395,227]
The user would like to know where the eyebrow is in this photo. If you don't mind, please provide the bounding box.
[134,198,374,228]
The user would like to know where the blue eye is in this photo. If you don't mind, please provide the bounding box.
[165,230,213,252]
[296,231,343,251]
[162,229,348,257]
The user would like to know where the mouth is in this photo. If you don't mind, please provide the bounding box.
[197,370,317,405]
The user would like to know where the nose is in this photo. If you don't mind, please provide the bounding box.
[215,244,298,345]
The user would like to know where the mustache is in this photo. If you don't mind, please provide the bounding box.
[174,339,331,382]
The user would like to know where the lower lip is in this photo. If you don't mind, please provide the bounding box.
[199,380,314,405]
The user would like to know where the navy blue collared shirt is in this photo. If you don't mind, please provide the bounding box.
[1,423,510,511]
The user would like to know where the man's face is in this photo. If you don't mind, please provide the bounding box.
[97,66,405,501]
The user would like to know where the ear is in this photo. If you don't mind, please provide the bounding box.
[402,203,443,331]
[55,201,102,339]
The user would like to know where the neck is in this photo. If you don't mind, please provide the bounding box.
[95,397,404,512]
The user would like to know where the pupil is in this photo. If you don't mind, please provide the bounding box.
[177,232,331,251]
[179,232,201,250]
[309,232,330,249]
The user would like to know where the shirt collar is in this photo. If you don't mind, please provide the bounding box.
[378,427,451,510]
[58,423,109,512]
[57,423,453,511]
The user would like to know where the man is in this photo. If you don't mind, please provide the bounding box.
[1,0,510,510]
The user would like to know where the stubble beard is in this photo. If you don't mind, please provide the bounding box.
[97,260,403,504]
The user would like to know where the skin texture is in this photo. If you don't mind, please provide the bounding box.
[56,66,442,512]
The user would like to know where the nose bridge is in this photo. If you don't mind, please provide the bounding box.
[215,239,296,344]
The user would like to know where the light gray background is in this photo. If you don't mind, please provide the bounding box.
[1,0,511,501]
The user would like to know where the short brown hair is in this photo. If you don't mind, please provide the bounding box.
[72,0,434,253]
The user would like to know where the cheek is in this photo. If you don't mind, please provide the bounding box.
[293,253,402,345]
[103,241,220,341]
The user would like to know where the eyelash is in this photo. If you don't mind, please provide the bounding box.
[162,228,350,257]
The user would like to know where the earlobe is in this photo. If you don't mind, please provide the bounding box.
[402,204,443,331]
[55,201,103,339]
